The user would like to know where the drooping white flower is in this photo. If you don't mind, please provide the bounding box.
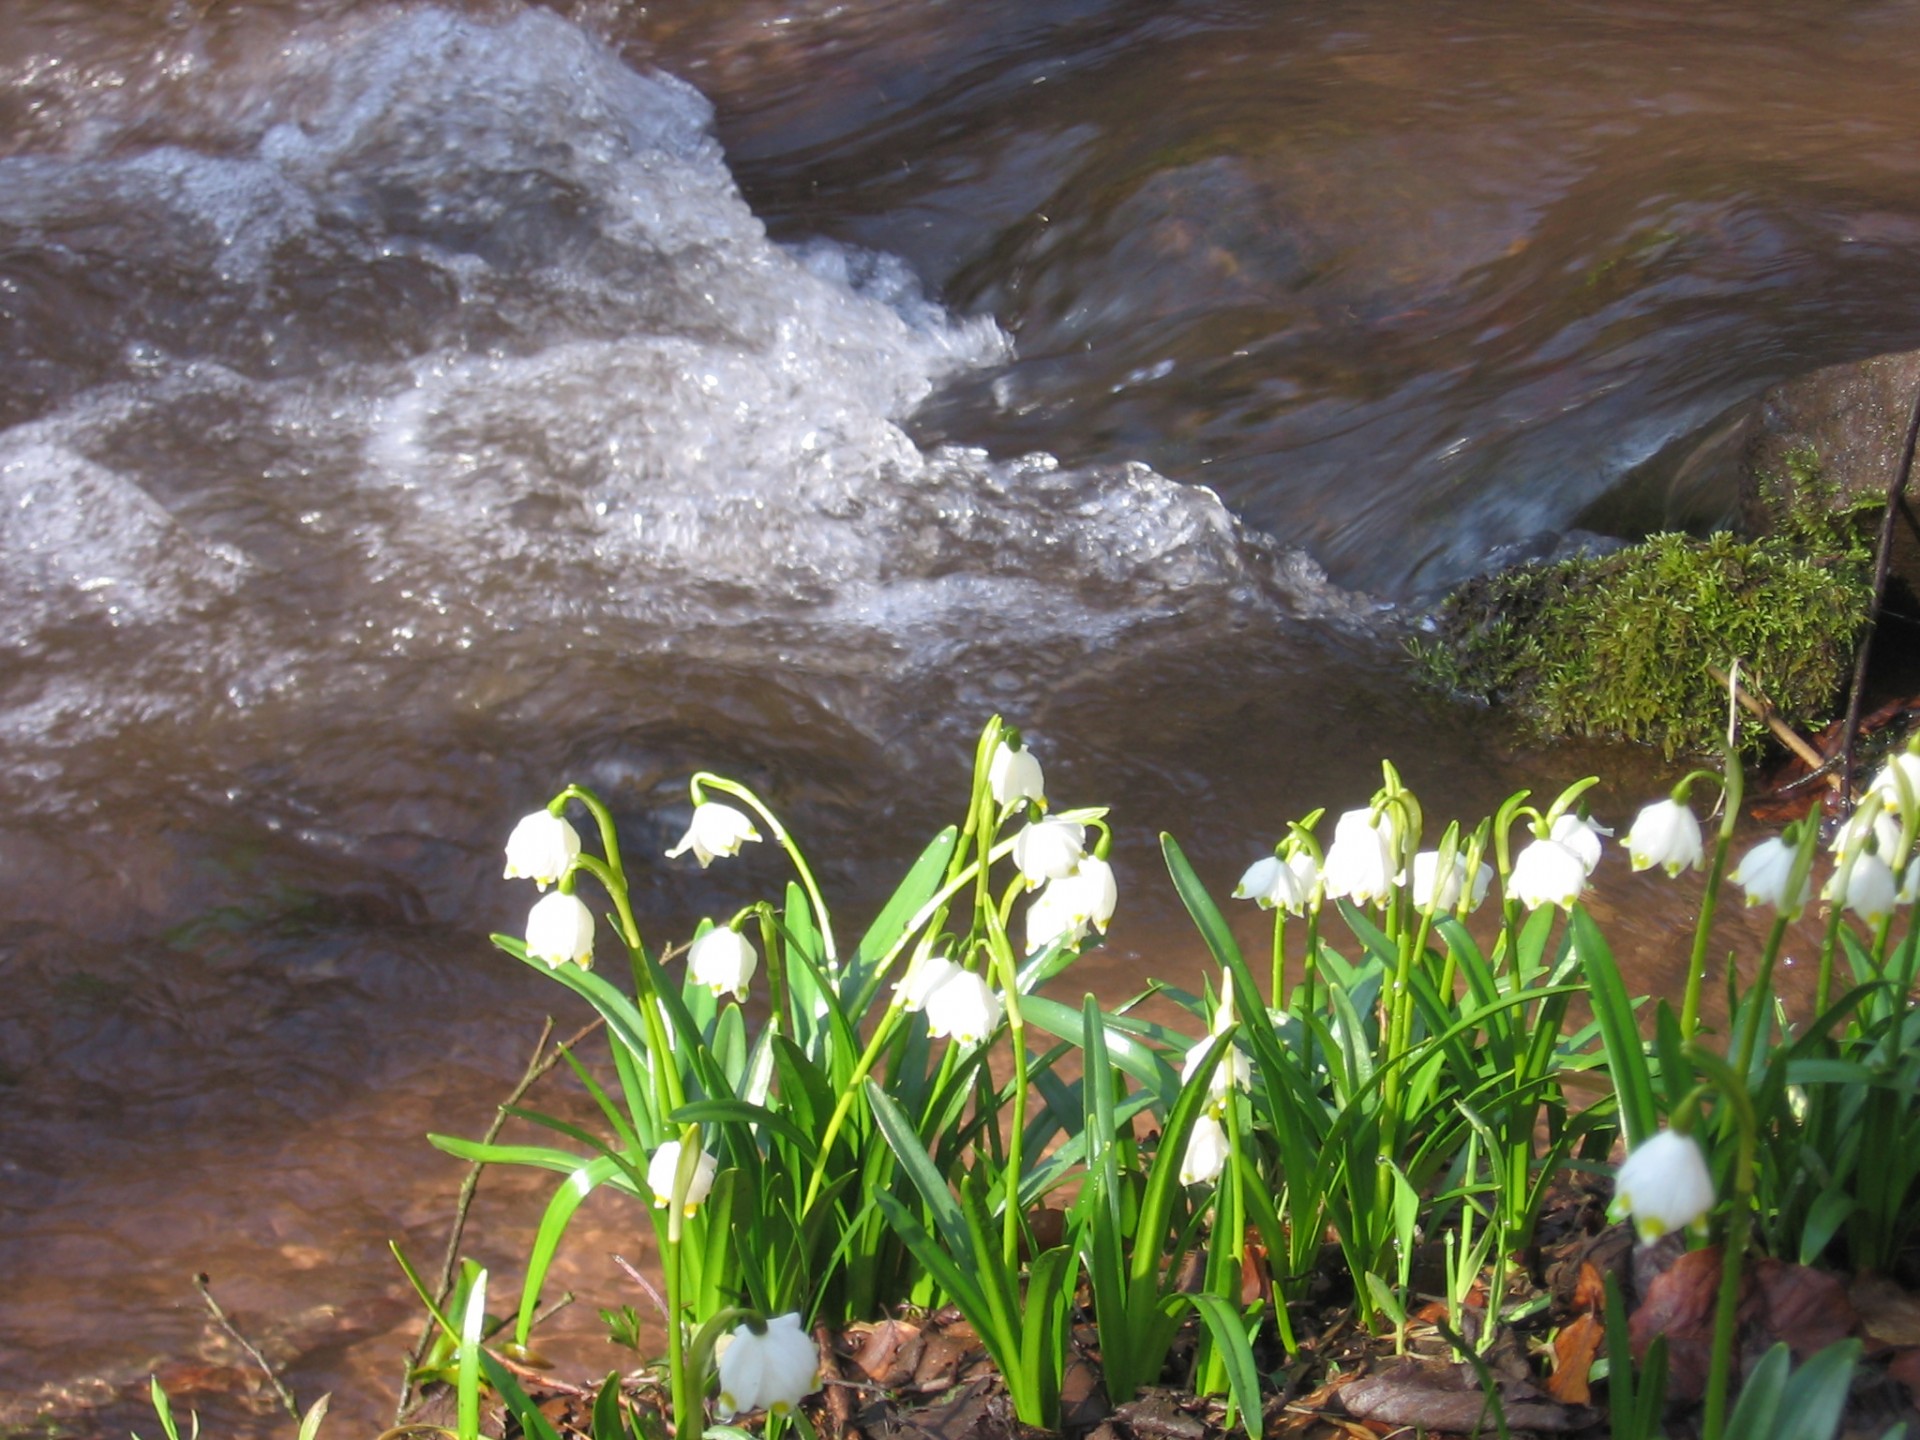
[1179,1113,1231,1186]
[646,1139,718,1214]
[1180,1035,1252,1110]
[1901,857,1920,906]
[895,952,963,1012]
[1321,808,1398,905]
[988,740,1046,810]
[715,1313,819,1422]
[1830,801,1901,866]
[1549,812,1611,876]
[1409,851,1494,912]
[1625,799,1704,877]
[921,967,1003,1045]
[503,810,581,890]
[1234,854,1310,912]
[1507,838,1588,910]
[665,801,762,867]
[688,926,758,1000]
[1824,852,1901,925]
[1869,752,1920,817]
[1731,836,1810,917]
[526,891,595,968]
[1024,856,1119,952]
[1608,1130,1714,1242]
[1011,818,1087,886]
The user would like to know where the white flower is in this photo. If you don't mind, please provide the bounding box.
[895,952,963,1011]
[1625,799,1704,877]
[1869,752,1920,816]
[988,740,1046,809]
[921,967,1004,1045]
[526,891,595,968]
[1322,808,1398,905]
[1549,812,1611,876]
[1608,1130,1714,1242]
[1507,839,1588,910]
[715,1313,818,1421]
[1024,856,1118,952]
[1011,818,1086,885]
[1180,1113,1231,1186]
[1824,852,1900,924]
[1181,1036,1251,1110]
[1902,857,1920,906]
[646,1139,718,1214]
[688,926,758,1000]
[1409,851,1493,912]
[1234,854,1310,912]
[503,810,581,890]
[1830,801,1901,865]
[665,801,761,867]
[1731,836,1810,916]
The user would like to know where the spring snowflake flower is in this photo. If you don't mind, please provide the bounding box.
[989,740,1046,809]
[1549,812,1611,876]
[1025,856,1118,951]
[921,967,1003,1045]
[1409,851,1493,912]
[895,953,963,1012]
[665,801,761,867]
[503,811,581,890]
[1830,801,1901,866]
[1234,853,1312,912]
[1869,752,1920,816]
[1824,852,1900,924]
[1011,818,1087,885]
[1609,1130,1714,1242]
[1180,972,1251,1110]
[688,926,758,1000]
[1180,1113,1232,1186]
[1508,838,1588,910]
[1625,799,1704,877]
[1322,808,1398,905]
[1731,836,1810,917]
[647,1139,718,1214]
[526,891,595,968]
[715,1313,819,1421]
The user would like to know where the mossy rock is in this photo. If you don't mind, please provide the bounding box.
[1417,466,1877,758]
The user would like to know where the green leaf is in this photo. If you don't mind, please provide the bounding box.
[1570,906,1656,1149]
[517,1155,625,1347]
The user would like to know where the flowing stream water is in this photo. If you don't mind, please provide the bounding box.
[6,1,1920,1431]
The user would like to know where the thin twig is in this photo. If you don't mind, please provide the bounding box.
[613,1252,671,1320]
[1706,664,1834,782]
[393,1015,604,1424]
[1840,384,1920,810]
[194,1272,302,1425]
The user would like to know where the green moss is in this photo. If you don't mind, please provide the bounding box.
[1417,461,1877,758]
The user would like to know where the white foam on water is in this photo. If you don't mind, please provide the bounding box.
[0,5,1373,802]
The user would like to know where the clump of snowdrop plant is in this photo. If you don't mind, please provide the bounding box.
[437,715,1920,1440]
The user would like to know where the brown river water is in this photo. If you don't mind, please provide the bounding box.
[2,0,1916,1431]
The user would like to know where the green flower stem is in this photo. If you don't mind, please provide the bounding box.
[693,774,838,966]
[1815,903,1847,1023]
[1681,763,1741,1041]
[559,784,634,907]
[1270,910,1287,1016]
[664,1151,699,1437]
[989,916,1028,1274]
[1732,914,1791,1084]
[569,851,683,1116]
[1689,1053,1759,1440]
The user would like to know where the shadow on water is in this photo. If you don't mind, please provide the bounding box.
[0,0,1914,1431]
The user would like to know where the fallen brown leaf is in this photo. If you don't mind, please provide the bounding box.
[1548,1312,1604,1405]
